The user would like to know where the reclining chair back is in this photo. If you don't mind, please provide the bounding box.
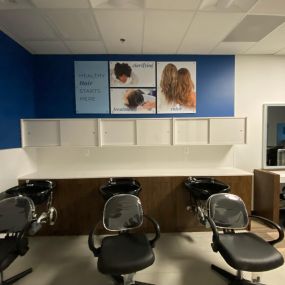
[0,196,34,233]
[103,194,143,231]
[207,193,248,230]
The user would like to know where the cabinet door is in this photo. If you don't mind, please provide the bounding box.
[101,119,136,146]
[60,120,98,146]
[22,120,60,147]
[209,118,246,145]
[136,119,172,146]
[174,119,208,145]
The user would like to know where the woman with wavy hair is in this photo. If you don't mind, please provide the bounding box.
[160,63,178,103]
[175,67,196,108]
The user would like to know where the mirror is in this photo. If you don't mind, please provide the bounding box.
[263,104,285,169]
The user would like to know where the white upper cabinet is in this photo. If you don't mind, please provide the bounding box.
[209,118,246,145]
[100,119,136,146]
[60,119,98,146]
[21,117,246,147]
[136,119,172,146]
[174,119,209,145]
[22,120,60,147]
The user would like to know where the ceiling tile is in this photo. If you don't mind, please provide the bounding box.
[145,0,200,10]
[224,15,285,42]
[94,9,143,53]
[245,22,285,54]
[24,40,69,54]
[179,12,244,54]
[199,0,257,13]
[143,10,194,54]
[46,10,100,40]
[211,42,255,54]
[275,48,285,55]
[0,0,33,9]
[90,0,143,9]
[249,0,285,16]
[65,41,107,54]
[31,0,90,9]
[0,10,57,40]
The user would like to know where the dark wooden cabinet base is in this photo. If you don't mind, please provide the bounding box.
[20,175,252,235]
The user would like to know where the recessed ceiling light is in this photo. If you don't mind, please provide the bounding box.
[91,0,143,9]
[199,0,257,12]
[224,15,285,42]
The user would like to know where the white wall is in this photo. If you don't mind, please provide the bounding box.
[0,148,37,192]
[235,55,285,171]
[2,55,285,184]
[35,145,234,173]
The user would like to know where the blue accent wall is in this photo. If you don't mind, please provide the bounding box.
[33,54,234,118]
[0,31,235,149]
[0,32,35,149]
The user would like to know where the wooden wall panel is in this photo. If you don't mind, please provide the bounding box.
[215,176,252,213]
[253,169,280,223]
[20,175,252,235]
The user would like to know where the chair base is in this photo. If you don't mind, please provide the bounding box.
[211,265,265,285]
[1,268,33,285]
[111,274,154,285]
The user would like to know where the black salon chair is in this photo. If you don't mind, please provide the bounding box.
[206,193,284,285]
[0,196,35,284]
[88,194,160,285]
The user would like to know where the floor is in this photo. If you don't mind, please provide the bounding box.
[3,224,285,285]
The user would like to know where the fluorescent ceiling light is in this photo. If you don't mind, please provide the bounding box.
[224,15,285,42]
[91,0,144,9]
[200,0,257,12]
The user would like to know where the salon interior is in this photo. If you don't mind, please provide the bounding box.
[1,0,285,285]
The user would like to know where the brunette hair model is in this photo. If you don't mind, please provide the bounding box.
[114,63,132,80]
[124,89,144,109]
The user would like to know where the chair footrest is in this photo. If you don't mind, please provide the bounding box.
[4,267,33,285]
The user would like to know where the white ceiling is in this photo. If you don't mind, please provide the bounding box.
[1,0,285,55]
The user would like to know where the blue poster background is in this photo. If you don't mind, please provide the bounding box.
[75,61,109,114]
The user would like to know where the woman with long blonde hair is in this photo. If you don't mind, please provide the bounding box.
[160,63,178,103]
[175,68,196,108]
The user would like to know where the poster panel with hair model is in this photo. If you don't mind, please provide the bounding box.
[109,61,156,88]
[75,61,109,114]
[157,61,196,114]
[110,88,156,114]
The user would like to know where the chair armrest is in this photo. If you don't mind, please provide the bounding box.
[143,214,160,248]
[205,216,220,252]
[16,223,31,255]
[88,222,101,257]
[249,215,284,245]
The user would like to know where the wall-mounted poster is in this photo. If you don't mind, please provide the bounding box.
[110,88,156,114]
[157,61,196,114]
[75,61,109,114]
[109,61,156,87]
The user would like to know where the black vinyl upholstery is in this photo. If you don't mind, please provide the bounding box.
[0,237,29,271]
[98,233,155,275]
[0,196,34,284]
[89,194,160,284]
[217,232,284,272]
[207,193,284,284]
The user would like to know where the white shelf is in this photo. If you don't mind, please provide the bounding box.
[18,167,253,180]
